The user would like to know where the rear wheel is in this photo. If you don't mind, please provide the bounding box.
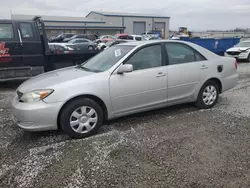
[60,98,103,139]
[195,80,219,109]
[88,46,94,50]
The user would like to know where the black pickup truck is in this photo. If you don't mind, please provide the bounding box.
[0,16,99,81]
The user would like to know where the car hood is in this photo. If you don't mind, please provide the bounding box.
[226,47,250,52]
[18,66,94,93]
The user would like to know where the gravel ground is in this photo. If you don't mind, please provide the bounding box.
[0,63,250,188]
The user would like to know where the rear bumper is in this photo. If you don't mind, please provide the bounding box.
[0,66,44,81]
[221,73,239,92]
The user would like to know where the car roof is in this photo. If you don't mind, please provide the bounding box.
[116,34,129,36]
[121,39,214,45]
[50,42,74,46]
[117,40,219,60]
[117,40,173,46]
[71,38,89,41]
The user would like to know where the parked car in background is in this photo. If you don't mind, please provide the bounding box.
[49,33,75,43]
[143,34,162,40]
[149,36,163,40]
[97,41,109,50]
[131,35,143,41]
[12,40,238,139]
[99,39,130,50]
[67,38,92,44]
[68,38,96,46]
[95,35,116,46]
[50,39,97,52]
[99,35,116,41]
[64,34,97,42]
[116,34,134,40]
[225,40,250,62]
[69,39,98,51]
[48,43,74,54]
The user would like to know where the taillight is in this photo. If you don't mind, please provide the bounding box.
[234,59,238,69]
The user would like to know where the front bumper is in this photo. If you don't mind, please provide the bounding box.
[12,95,63,131]
[224,52,249,60]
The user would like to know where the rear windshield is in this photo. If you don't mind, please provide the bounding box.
[80,45,134,72]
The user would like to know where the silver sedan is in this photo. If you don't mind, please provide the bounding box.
[12,40,238,138]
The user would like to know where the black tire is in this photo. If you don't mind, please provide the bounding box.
[195,80,219,109]
[247,54,250,63]
[88,46,94,50]
[60,98,103,139]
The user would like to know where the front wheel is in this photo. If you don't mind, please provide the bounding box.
[247,54,250,63]
[60,98,103,139]
[195,80,219,109]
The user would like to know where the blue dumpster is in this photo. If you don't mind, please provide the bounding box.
[179,37,241,56]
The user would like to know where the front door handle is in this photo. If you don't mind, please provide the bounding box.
[201,65,208,69]
[156,72,166,77]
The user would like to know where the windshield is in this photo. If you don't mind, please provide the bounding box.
[80,45,134,72]
[235,42,250,47]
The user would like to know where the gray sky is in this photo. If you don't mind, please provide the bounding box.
[1,0,250,31]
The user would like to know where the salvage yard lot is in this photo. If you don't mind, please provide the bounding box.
[0,63,250,188]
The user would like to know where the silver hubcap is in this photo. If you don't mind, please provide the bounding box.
[202,85,217,105]
[70,106,98,134]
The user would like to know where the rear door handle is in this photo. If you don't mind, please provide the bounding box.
[201,65,208,69]
[156,72,166,77]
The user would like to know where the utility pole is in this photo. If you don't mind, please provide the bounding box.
[10,9,12,20]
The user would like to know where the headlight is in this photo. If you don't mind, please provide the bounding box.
[20,89,54,103]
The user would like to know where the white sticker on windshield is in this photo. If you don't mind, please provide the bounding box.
[115,49,121,57]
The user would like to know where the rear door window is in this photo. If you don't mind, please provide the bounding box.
[118,36,128,39]
[19,23,35,40]
[0,24,14,39]
[165,43,206,65]
[76,39,88,43]
[127,35,134,40]
[135,36,142,41]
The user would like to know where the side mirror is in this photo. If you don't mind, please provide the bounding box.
[117,64,133,74]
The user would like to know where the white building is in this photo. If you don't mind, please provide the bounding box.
[86,11,170,38]
[11,11,170,38]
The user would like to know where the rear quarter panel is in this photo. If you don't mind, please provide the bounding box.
[195,56,238,99]
[216,57,238,92]
[186,42,238,98]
